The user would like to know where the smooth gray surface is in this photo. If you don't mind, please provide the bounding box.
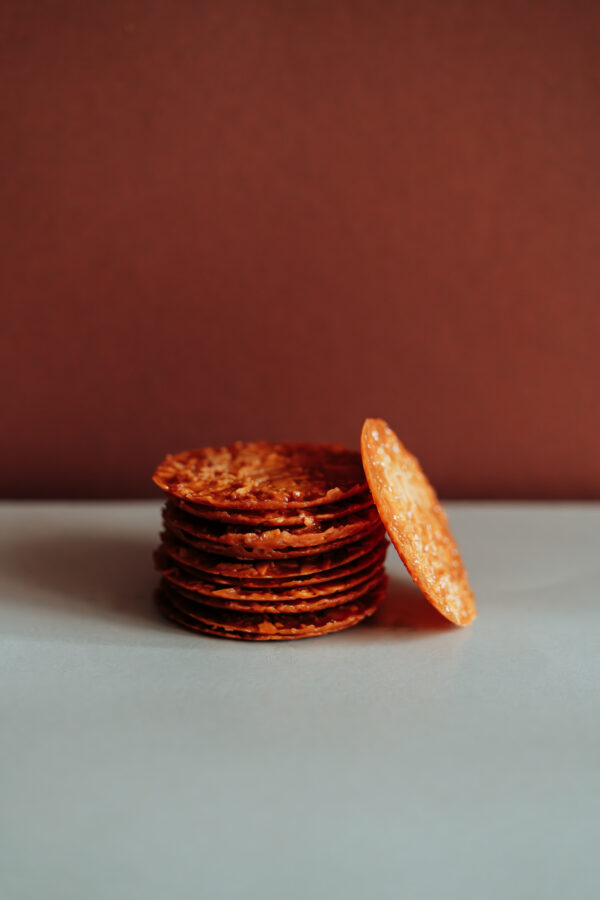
[1,502,599,900]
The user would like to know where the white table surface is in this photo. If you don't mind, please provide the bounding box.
[1,501,599,900]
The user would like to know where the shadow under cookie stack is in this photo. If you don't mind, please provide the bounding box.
[152,442,388,641]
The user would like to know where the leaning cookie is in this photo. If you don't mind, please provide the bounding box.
[360,418,476,626]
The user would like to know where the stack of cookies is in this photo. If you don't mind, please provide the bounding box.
[152,442,388,640]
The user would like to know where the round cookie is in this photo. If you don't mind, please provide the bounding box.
[164,571,385,614]
[157,577,386,640]
[162,519,386,567]
[161,532,388,587]
[153,442,366,509]
[162,501,381,552]
[166,518,383,560]
[172,492,375,526]
[155,549,386,612]
[360,418,476,626]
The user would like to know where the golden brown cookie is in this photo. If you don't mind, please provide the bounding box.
[161,531,388,587]
[163,570,385,614]
[172,492,375,526]
[155,548,385,612]
[157,577,386,640]
[153,442,366,509]
[360,418,476,626]
[162,501,381,552]
[166,518,383,560]
[163,515,385,564]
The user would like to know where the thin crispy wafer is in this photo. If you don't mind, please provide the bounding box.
[157,577,386,640]
[155,548,385,611]
[167,517,383,560]
[360,418,476,626]
[164,570,385,614]
[172,492,375,526]
[162,501,380,552]
[161,533,388,587]
[163,518,385,566]
[153,442,366,509]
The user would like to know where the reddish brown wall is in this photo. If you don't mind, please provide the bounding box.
[2,1,599,499]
